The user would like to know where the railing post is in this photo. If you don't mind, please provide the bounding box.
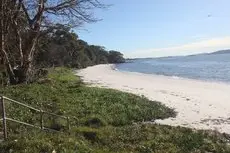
[40,110,44,130]
[67,117,70,131]
[1,96,7,139]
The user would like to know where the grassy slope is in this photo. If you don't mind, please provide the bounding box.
[0,67,229,153]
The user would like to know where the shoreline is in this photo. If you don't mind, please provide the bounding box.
[77,64,230,133]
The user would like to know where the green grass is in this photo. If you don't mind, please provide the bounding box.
[0,67,230,153]
[0,68,175,127]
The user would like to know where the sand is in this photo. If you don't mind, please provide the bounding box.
[77,64,230,134]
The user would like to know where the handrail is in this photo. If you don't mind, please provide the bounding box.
[3,96,67,119]
[0,96,71,140]
[43,111,67,119]
[3,96,40,112]
[6,118,60,133]
[6,117,41,129]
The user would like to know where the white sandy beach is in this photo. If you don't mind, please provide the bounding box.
[77,64,230,134]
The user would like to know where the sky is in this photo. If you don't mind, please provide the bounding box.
[77,0,230,58]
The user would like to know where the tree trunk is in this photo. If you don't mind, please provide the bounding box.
[1,40,17,84]
[16,30,39,84]
[1,0,17,84]
[16,64,32,84]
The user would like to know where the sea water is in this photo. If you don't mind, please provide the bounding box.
[116,53,230,83]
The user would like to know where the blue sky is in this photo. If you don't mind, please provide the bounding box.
[77,0,230,58]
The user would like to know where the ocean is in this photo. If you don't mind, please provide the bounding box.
[116,53,230,83]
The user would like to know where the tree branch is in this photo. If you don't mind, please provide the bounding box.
[21,3,32,26]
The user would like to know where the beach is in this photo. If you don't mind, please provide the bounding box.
[77,64,230,134]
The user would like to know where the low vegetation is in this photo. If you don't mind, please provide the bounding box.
[0,68,230,153]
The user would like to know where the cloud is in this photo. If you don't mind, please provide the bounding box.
[127,36,230,58]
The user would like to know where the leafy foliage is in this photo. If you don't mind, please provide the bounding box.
[36,25,125,69]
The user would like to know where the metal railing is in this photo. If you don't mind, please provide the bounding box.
[0,96,70,140]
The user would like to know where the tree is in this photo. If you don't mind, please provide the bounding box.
[108,50,125,63]
[0,0,105,84]
[36,24,80,67]
[35,26,126,69]
[89,45,109,64]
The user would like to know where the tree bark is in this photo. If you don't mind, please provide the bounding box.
[15,31,38,84]
[0,0,17,84]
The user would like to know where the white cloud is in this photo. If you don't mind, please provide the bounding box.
[127,36,230,58]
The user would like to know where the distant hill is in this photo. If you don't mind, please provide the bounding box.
[126,49,230,60]
[209,49,230,55]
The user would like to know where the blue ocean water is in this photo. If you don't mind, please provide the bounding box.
[116,53,230,83]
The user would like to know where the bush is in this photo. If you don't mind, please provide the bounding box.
[84,115,107,128]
